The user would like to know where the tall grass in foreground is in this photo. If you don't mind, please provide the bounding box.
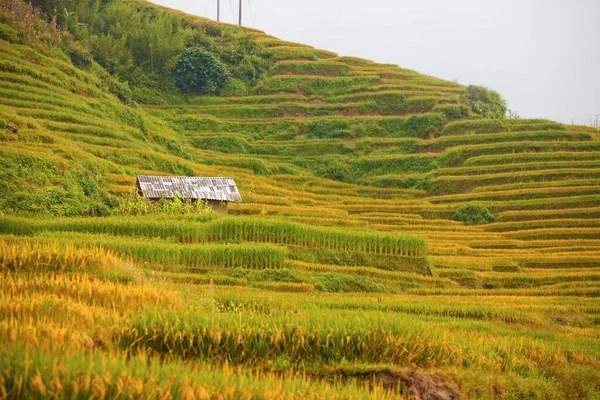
[0,343,395,400]
[205,218,427,257]
[103,240,287,270]
[0,237,137,282]
[6,233,287,271]
[117,308,600,392]
[0,216,427,257]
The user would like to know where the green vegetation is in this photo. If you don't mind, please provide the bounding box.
[466,84,508,119]
[173,47,229,95]
[452,204,495,225]
[23,0,271,102]
[1,0,599,398]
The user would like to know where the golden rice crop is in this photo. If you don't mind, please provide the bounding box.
[205,218,427,257]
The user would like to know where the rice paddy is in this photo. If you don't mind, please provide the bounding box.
[1,1,599,398]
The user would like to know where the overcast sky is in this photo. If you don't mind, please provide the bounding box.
[151,0,599,124]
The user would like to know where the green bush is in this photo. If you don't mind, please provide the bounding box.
[0,23,20,43]
[65,42,92,70]
[363,92,406,115]
[173,48,229,95]
[452,204,495,225]
[466,85,507,119]
[221,78,249,96]
[435,104,470,121]
[315,160,355,182]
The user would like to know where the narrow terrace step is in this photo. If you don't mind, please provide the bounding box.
[464,151,600,166]
[472,178,600,193]
[485,219,600,232]
[497,207,600,221]
[429,185,600,203]
[434,160,600,177]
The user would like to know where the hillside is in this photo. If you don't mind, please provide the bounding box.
[1,0,599,398]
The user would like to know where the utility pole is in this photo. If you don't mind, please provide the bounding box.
[217,0,220,21]
[238,0,242,25]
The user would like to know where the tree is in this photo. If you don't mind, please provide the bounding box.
[466,85,507,119]
[452,204,495,225]
[173,47,229,95]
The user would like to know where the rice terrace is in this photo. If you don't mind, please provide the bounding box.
[0,0,599,398]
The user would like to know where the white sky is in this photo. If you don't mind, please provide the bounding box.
[150,0,600,124]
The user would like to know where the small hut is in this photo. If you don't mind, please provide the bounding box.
[136,176,242,214]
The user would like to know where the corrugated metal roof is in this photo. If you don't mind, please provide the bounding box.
[136,176,242,202]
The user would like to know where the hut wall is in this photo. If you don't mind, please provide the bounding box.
[207,200,228,214]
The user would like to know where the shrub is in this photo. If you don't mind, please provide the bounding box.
[315,160,355,182]
[0,22,20,43]
[66,42,92,70]
[173,47,229,95]
[221,78,248,96]
[435,105,470,121]
[117,190,214,217]
[466,85,507,119]
[452,204,495,225]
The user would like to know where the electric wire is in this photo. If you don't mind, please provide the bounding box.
[203,0,210,17]
[247,0,256,27]
[227,0,237,23]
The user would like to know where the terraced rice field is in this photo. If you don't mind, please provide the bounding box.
[0,2,599,398]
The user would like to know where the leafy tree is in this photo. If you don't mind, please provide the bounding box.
[452,204,495,225]
[173,47,229,95]
[466,85,507,119]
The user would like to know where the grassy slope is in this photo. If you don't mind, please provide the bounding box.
[1,2,599,398]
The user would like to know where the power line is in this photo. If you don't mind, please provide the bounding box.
[246,0,255,27]
[227,0,237,23]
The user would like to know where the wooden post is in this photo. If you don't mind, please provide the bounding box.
[217,0,220,21]
[238,0,242,25]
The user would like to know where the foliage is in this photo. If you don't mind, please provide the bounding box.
[173,47,229,95]
[587,114,599,129]
[507,109,520,119]
[0,154,116,217]
[0,0,62,44]
[452,204,495,225]
[117,189,215,217]
[466,85,507,119]
[441,119,507,136]
[65,42,92,69]
[315,159,355,182]
[21,0,270,102]
[436,104,470,120]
